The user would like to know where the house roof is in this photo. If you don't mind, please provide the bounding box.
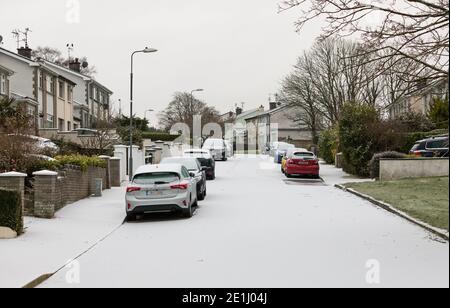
[0,47,39,66]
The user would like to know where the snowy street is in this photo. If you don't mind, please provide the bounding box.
[34,155,448,288]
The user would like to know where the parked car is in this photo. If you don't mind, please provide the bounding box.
[160,157,207,201]
[224,140,234,158]
[183,149,216,180]
[202,138,227,161]
[410,136,449,158]
[274,142,295,164]
[125,164,198,221]
[281,148,308,173]
[9,134,59,153]
[284,151,320,178]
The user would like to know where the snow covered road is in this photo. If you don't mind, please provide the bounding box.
[40,155,449,288]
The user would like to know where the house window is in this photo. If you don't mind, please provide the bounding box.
[47,77,55,94]
[39,72,44,89]
[58,118,65,131]
[67,121,72,131]
[58,81,65,99]
[68,86,73,102]
[47,114,54,128]
[0,74,6,95]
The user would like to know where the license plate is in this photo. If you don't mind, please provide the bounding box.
[146,190,162,196]
[298,162,309,165]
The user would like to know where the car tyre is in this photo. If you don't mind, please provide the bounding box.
[183,196,194,218]
[126,213,137,222]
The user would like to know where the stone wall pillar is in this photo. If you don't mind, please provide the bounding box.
[162,143,171,159]
[110,157,121,187]
[33,170,59,219]
[0,172,27,214]
[99,155,111,189]
[153,147,163,164]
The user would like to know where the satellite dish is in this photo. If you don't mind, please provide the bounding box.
[82,61,89,68]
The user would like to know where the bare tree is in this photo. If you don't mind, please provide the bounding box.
[279,0,449,80]
[281,53,323,143]
[159,92,223,133]
[32,46,97,77]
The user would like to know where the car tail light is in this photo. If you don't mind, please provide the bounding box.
[413,151,422,157]
[312,160,319,165]
[127,203,131,210]
[126,187,141,193]
[170,182,189,190]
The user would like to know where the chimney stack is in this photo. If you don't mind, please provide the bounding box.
[236,107,243,116]
[17,46,32,59]
[69,58,81,73]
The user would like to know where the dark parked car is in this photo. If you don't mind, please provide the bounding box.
[183,149,216,180]
[410,136,449,158]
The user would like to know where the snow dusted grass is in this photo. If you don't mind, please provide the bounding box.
[346,177,449,230]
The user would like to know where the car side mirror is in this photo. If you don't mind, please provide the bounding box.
[201,167,208,171]
[189,172,196,178]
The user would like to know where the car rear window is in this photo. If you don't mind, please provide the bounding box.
[293,152,314,158]
[161,158,199,170]
[133,172,180,185]
[197,158,212,167]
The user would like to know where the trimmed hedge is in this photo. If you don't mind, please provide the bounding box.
[141,132,181,142]
[0,189,23,234]
[369,151,407,179]
[54,155,106,172]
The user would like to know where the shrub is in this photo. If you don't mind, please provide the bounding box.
[428,98,449,129]
[141,132,181,142]
[339,102,380,177]
[318,127,339,164]
[0,189,23,234]
[54,155,106,171]
[25,159,62,176]
[369,151,407,179]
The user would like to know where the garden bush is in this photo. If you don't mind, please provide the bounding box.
[428,98,449,129]
[369,151,407,179]
[54,155,106,171]
[0,189,23,234]
[339,102,380,177]
[318,127,339,164]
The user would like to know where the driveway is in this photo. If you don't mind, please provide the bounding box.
[40,155,449,288]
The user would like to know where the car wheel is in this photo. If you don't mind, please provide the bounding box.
[183,197,194,218]
[126,213,137,222]
[198,189,206,201]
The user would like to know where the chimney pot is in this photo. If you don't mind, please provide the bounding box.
[18,47,32,59]
[69,58,81,73]
[236,107,243,116]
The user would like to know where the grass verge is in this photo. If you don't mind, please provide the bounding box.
[345,177,449,230]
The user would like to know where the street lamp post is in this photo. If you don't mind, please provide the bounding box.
[190,89,204,147]
[129,47,157,181]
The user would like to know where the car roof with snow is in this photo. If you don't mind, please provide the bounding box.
[286,148,308,156]
[134,164,185,176]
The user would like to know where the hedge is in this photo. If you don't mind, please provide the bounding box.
[54,155,107,171]
[141,132,181,142]
[318,127,339,164]
[0,189,23,234]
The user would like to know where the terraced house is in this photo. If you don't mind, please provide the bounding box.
[0,46,113,132]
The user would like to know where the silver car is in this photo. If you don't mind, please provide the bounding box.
[125,164,198,221]
[160,157,207,201]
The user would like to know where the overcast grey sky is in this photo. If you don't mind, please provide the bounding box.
[0,0,323,125]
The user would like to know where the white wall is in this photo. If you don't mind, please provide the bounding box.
[380,158,449,181]
[0,53,34,98]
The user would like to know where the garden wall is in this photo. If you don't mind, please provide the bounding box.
[380,158,449,181]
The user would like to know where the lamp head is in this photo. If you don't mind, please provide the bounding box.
[143,47,158,53]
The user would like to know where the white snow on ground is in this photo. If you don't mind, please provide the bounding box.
[0,187,126,288]
[36,155,448,288]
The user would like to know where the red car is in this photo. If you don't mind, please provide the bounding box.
[284,151,320,178]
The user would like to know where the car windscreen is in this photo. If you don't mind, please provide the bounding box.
[133,172,180,185]
[162,158,199,171]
